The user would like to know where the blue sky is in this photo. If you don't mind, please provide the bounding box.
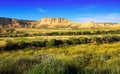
[0,0,120,22]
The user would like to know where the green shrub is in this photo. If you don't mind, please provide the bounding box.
[46,39,63,47]
[18,41,30,49]
[31,40,47,47]
[23,33,30,37]
[79,37,88,44]
[63,40,73,46]
[69,38,81,44]
[25,55,65,74]
[5,40,18,50]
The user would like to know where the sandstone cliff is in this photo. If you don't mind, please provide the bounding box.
[40,18,68,24]
[37,18,80,28]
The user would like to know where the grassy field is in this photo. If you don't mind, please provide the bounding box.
[0,28,120,74]
[0,42,120,74]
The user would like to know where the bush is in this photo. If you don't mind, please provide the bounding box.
[47,39,63,47]
[18,41,30,49]
[23,33,30,37]
[63,40,73,46]
[25,55,65,74]
[5,40,18,50]
[69,38,81,44]
[79,37,89,44]
[47,39,57,47]
[94,36,120,43]
[31,40,47,47]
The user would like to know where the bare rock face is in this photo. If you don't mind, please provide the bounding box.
[20,20,38,27]
[0,17,38,28]
[37,18,79,28]
[40,18,68,24]
[0,17,18,27]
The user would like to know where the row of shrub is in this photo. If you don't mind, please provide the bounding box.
[43,30,120,36]
[0,28,31,37]
[1,36,120,50]
[0,32,30,37]
[1,30,120,37]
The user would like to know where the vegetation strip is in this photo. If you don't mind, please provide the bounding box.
[1,36,120,50]
[1,28,120,37]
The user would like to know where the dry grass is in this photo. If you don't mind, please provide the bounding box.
[0,41,6,46]
[0,42,120,74]
[1,42,120,58]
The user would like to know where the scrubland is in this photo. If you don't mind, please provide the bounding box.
[0,28,120,74]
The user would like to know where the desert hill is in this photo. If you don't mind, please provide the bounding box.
[37,18,79,28]
[0,17,37,28]
[0,17,119,29]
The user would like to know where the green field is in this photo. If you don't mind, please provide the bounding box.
[0,28,120,74]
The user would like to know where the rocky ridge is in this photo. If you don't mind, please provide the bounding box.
[0,17,119,28]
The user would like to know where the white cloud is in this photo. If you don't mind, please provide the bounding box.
[37,8,47,13]
[74,13,120,23]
